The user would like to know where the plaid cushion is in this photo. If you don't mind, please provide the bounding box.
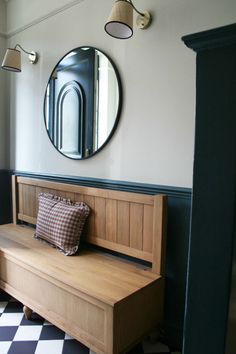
[35,193,90,255]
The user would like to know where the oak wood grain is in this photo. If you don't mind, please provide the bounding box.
[14,177,167,270]
[0,175,167,354]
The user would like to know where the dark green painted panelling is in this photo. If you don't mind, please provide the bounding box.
[0,169,12,224]
[183,23,236,52]
[8,170,191,350]
[182,24,236,354]
[164,195,191,349]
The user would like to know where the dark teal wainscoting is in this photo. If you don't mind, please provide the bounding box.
[4,170,191,350]
[0,169,12,224]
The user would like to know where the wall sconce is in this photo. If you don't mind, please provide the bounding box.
[1,44,38,72]
[105,0,152,39]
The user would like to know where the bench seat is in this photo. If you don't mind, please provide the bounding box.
[0,223,161,304]
[0,223,164,354]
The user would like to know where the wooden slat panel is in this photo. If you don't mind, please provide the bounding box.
[18,183,23,215]
[94,197,106,239]
[36,187,54,196]
[117,201,130,247]
[17,177,154,205]
[105,199,117,242]
[54,190,66,198]
[14,176,167,268]
[130,203,143,251]
[35,187,46,198]
[83,195,95,238]
[18,214,37,225]
[152,195,167,275]
[65,192,75,201]
[12,175,17,225]
[22,185,36,218]
[143,205,154,253]
[74,193,84,203]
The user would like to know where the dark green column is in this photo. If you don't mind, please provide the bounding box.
[182,24,236,354]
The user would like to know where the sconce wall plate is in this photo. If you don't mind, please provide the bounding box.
[28,51,38,64]
[136,10,152,30]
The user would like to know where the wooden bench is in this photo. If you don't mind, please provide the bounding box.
[0,175,167,354]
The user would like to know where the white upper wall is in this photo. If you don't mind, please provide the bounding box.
[4,0,236,187]
[0,0,6,34]
[5,0,84,36]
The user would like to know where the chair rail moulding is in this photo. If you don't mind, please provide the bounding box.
[11,170,192,199]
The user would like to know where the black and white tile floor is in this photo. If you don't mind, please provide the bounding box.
[0,290,181,354]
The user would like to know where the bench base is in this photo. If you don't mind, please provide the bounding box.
[0,224,164,354]
[23,305,33,320]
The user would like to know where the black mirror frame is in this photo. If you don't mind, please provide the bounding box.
[43,46,123,160]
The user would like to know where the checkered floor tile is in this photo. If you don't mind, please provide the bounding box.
[0,290,181,354]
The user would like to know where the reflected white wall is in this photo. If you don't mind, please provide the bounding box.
[97,52,118,149]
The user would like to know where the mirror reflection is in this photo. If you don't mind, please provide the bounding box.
[44,46,122,159]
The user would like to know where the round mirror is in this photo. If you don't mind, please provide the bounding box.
[44,46,122,159]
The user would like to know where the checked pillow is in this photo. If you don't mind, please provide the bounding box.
[35,193,90,255]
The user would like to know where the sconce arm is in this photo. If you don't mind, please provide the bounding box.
[14,44,38,64]
[129,0,152,30]
[129,0,145,16]
[14,44,32,56]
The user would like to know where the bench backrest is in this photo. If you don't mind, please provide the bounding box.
[12,175,167,275]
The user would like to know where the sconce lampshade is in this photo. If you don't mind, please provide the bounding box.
[1,48,21,72]
[105,0,133,39]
